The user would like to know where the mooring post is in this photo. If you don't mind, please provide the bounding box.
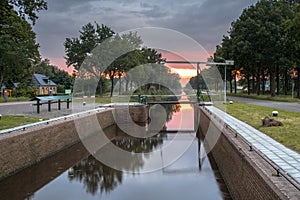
[37,99,40,114]
[48,100,51,112]
[194,103,198,132]
[67,99,70,109]
[58,99,61,110]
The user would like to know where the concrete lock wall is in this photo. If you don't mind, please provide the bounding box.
[198,106,298,200]
[0,105,148,179]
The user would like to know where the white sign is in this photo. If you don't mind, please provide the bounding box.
[225,60,234,65]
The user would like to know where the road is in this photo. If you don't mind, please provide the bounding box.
[0,101,100,118]
[227,96,300,113]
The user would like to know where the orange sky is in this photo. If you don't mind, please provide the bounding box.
[46,57,74,74]
[162,50,213,78]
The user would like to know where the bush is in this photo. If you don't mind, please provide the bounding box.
[12,84,35,98]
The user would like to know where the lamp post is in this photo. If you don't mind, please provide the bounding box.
[224,60,234,104]
[196,62,200,103]
[224,64,227,104]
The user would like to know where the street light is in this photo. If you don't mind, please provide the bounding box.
[213,57,234,104]
[224,60,234,104]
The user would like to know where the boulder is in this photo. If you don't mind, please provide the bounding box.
[261,116,283,127]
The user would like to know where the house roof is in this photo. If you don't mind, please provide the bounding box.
[33,74,56,86]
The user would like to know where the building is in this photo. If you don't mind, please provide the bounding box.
[1,83,15,97]
[33,74,57,95]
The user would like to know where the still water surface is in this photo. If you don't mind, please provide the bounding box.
[0,104,231,200]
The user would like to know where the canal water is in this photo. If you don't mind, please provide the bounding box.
[0,104,231,200]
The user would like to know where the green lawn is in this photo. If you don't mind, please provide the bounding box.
[0,97,30,103]
[0,116,46,130]
[73,97,113,104]
[217,102,300,153]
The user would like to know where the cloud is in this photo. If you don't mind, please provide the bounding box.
[33,0,258,67]
[147,0,258,51]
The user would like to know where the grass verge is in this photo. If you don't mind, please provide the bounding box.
[216,102,300,153]
[0,97,30,103]
[0,116,47,130]
[228,93,300,103]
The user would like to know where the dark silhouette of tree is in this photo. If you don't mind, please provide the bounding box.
[68,133,167,195]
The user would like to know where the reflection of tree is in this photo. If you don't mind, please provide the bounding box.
[113,132,166,153]
[68,156,122,195]
[165,104,181,122]
[68,133,166,195]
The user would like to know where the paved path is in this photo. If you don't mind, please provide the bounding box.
[0,101,99,118]
[0,101,143,119]
[228,96,300,112]
[206,106,300,185]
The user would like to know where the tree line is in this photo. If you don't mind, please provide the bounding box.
[0,0,46,91]
[0,0,73,97]
[1,0,181,98]
[214,0,300,98]
[65,22,181,97]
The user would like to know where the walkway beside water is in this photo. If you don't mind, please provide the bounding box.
[206,106,300,186]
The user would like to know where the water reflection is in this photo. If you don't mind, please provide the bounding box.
[0,101,231,200]
[0,142,90,200]
[64,134,229,200]
[68,132,167,195]
[113,133,167,154]
[68,156,122,195]
[67,102,202,197]
[164,104,181,122]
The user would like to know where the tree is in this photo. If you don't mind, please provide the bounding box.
[217,0,296,97]
[64,22,115,96]
[0,1,40,90]
[214,36,237,93]
[104,32,143,96]
[7,0,47,24]
[287,2,300,97]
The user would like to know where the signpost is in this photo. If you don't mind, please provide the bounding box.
[65,89,72,95]
[224,60,234,104]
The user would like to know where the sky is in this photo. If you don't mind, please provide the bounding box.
[33,0,258,74]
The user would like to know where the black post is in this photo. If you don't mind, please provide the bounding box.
[67,99,70,109]
[58,99,61,110]
[37,99,40,114]
[48,100,51,112]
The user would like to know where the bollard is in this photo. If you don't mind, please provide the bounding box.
[37,99,40,114]
[272,111,278,117]
[58,99,61,110]
[48,100,51,112]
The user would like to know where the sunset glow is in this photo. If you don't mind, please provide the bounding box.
[161,50,212,79]
[169,68,197,78]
